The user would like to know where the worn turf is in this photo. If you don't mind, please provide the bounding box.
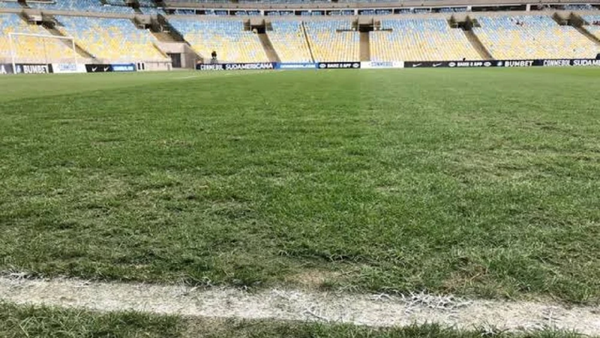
[0,68,599,303]
[190,319,587,338]
[0,302,180,338]
[0,302,588,338]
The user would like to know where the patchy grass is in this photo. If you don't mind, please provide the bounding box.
[0,302,181,337]
[189,319,587,338]
[0,69,599,303]
[0,302,588,338]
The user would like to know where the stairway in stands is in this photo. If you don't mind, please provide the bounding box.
[463,18,494,60]
[301,22,316,63]
[258,32,280,63]
[568,13,600,46]
[464,30,494,60]
[360,31,370,61]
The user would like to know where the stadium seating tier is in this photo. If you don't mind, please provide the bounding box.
[0,13,78,63]
[371,18,482,61]
[304,20,359,62]
[474,15,599,59]
[169,19,269,63]
[29,0,135,14]
[269,21,313,62]
[56,16,168,62]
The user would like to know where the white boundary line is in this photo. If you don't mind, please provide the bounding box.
[1,277,599,335]
[175,70,274,80]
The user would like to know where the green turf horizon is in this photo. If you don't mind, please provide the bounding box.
[1,68,599,303]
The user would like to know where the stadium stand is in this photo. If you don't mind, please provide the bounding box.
[269,21,313,62]
[28,0,135,14]
[564,4,596,10]
[338,0,396,3]
[370,18,482,61]
[241,0,330,3]
[138,0,166,15]
[169,19,269,62]
[0,13,78,63]
[138,0,157,6]
[0,1,22,9]
[173,9,197,15]
[304,20,359,62]
[105,0,128,6]
[55,16,168,62]
[473,15,599,59]
[2,0,600,69]
[140,7,166,15]
[169,0,230,4]
[582,15,600,39]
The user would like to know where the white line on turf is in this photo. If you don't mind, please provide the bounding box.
[175,70,272,80]
[1,276,599,334]
[175,75,202,79]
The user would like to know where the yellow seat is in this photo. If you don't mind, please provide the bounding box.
[56,16,168,62]
[0,14,77,63]
[370,19,482,62]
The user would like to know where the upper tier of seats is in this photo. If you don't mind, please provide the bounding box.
[169,19,269,62]
[269,21,312,62]
[168,0,229,4]
[2,6,600,65]
[162,0,595,5]
[0,0,596,12]
[0,1,22,8]
[138,0,166,15]
[240,0,329,3]
[29,0,134,14]
[564,4,595,10]
[583,15,600,40]
[0,13,78,63]
[473,15,599,59]
[304,20,359,62]
[582,14,600,24]
[339,0,396,3]
[56,16,168,61]
[371,18,482,61]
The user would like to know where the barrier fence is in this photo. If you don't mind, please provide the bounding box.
[392,59,600,68]
[195,59,600,71]
[0,63,138,75]
[2,59,600,75]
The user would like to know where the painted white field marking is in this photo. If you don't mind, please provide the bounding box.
[175,70,274,80]
[175,75,203,79]
[1,277,600,334]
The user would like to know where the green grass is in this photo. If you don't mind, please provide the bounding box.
[190,319,586,338]
[1,69,599,303]
[0,302,587,338]
[0,302,180,338]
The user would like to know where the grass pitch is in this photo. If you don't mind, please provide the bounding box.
[0,302,586,338]
[0,302,180,338]
[0,69,599,303]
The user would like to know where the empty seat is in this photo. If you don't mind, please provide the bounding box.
[169,19,268,63]
[56,16,168,62]
[582,15,600,41]
[269,21,312,62]
[371,18,482,61]
[29,0,135,14]
[473,15,598,59]
[0,13,77,63]
[304,20,359,62]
